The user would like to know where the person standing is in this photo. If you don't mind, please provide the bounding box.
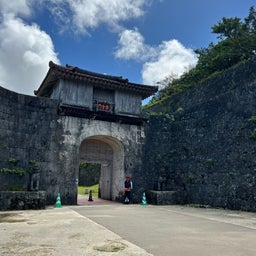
[124,175,133,204]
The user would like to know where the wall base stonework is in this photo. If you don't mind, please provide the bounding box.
[0,191,46,211]
[146,190,178,205]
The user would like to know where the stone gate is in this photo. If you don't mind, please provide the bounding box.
[0,61,157,205]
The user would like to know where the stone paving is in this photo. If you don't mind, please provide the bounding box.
[2,196,256,256]
[0,206,152,256]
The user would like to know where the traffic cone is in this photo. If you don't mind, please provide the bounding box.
[141,192,148,205]
[55,193,62,208]
[88,190,94,202]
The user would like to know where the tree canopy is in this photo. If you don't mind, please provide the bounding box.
[149,6,256,105]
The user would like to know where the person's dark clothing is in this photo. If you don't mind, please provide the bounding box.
[124,179,133,204]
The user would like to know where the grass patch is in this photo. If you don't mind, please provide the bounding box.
[78,184,99,197]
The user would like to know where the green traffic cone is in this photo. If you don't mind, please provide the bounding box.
[141,192,148,205]
[55,193,62,208]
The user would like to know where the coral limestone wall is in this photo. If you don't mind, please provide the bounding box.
[143,58,256,211]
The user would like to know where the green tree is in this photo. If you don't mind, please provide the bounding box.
[79,162,101,186]
[211,7,256,62]
[148,6,256,104]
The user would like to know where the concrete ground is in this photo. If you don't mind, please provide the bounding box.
[73,203,256,256]
[0,204,152,256]
[1,198,256,256]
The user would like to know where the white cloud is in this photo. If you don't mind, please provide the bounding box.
[0,0,31,18]
[48,0,147,34]
[115,29,156,61]
[0,0,148,96]
[142,40,198,87]
[0,14,59,95]
[115,29,198,87]
[0,0,197,96]
[0,0,150,95]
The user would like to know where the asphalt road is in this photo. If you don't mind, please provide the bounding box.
[72,204,256,256]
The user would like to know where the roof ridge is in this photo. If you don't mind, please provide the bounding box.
[35,61,158,98]
[50,61,128,84]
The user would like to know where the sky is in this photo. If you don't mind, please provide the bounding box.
[0,0,254,101]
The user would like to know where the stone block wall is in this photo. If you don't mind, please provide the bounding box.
[0,173,26,191]
[143,58,256,211]
[0,86,62,203]
[0,191,46,210]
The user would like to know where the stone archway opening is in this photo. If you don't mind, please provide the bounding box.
[78,162,101,197]
[79,135,124,201]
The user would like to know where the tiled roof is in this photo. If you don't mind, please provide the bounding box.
[35,61,158,99]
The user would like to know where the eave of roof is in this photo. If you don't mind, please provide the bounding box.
[34,61,158,99]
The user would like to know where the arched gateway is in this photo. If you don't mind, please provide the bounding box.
[79,135,124,200]
[34,61,157,204]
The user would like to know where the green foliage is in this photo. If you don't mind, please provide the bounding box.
[156,154,162,162]
[79,162,90,169]
[187,172,194,182]
[149,6,256,104]
[8,157,17,163]
[168,149,177,156]
[250,129,256,139]
[206,158,214,165]
[0,168,26,176]
[79,162,101,186]
[197,6,256,76]
[1,144,8,149]
[10,184,26,191]
[0,159,37,176]
[28,160,37,174]
[248,116,256,123]
[146,111,160,116]
[248,116,256,139]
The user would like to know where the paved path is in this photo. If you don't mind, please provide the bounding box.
[72,204,256,256]
[0,206,152,256]
[77,195,119,205]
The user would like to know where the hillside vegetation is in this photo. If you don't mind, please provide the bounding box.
[147,6,256,107]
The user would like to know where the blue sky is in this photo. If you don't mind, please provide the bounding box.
[0,0,254,101]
